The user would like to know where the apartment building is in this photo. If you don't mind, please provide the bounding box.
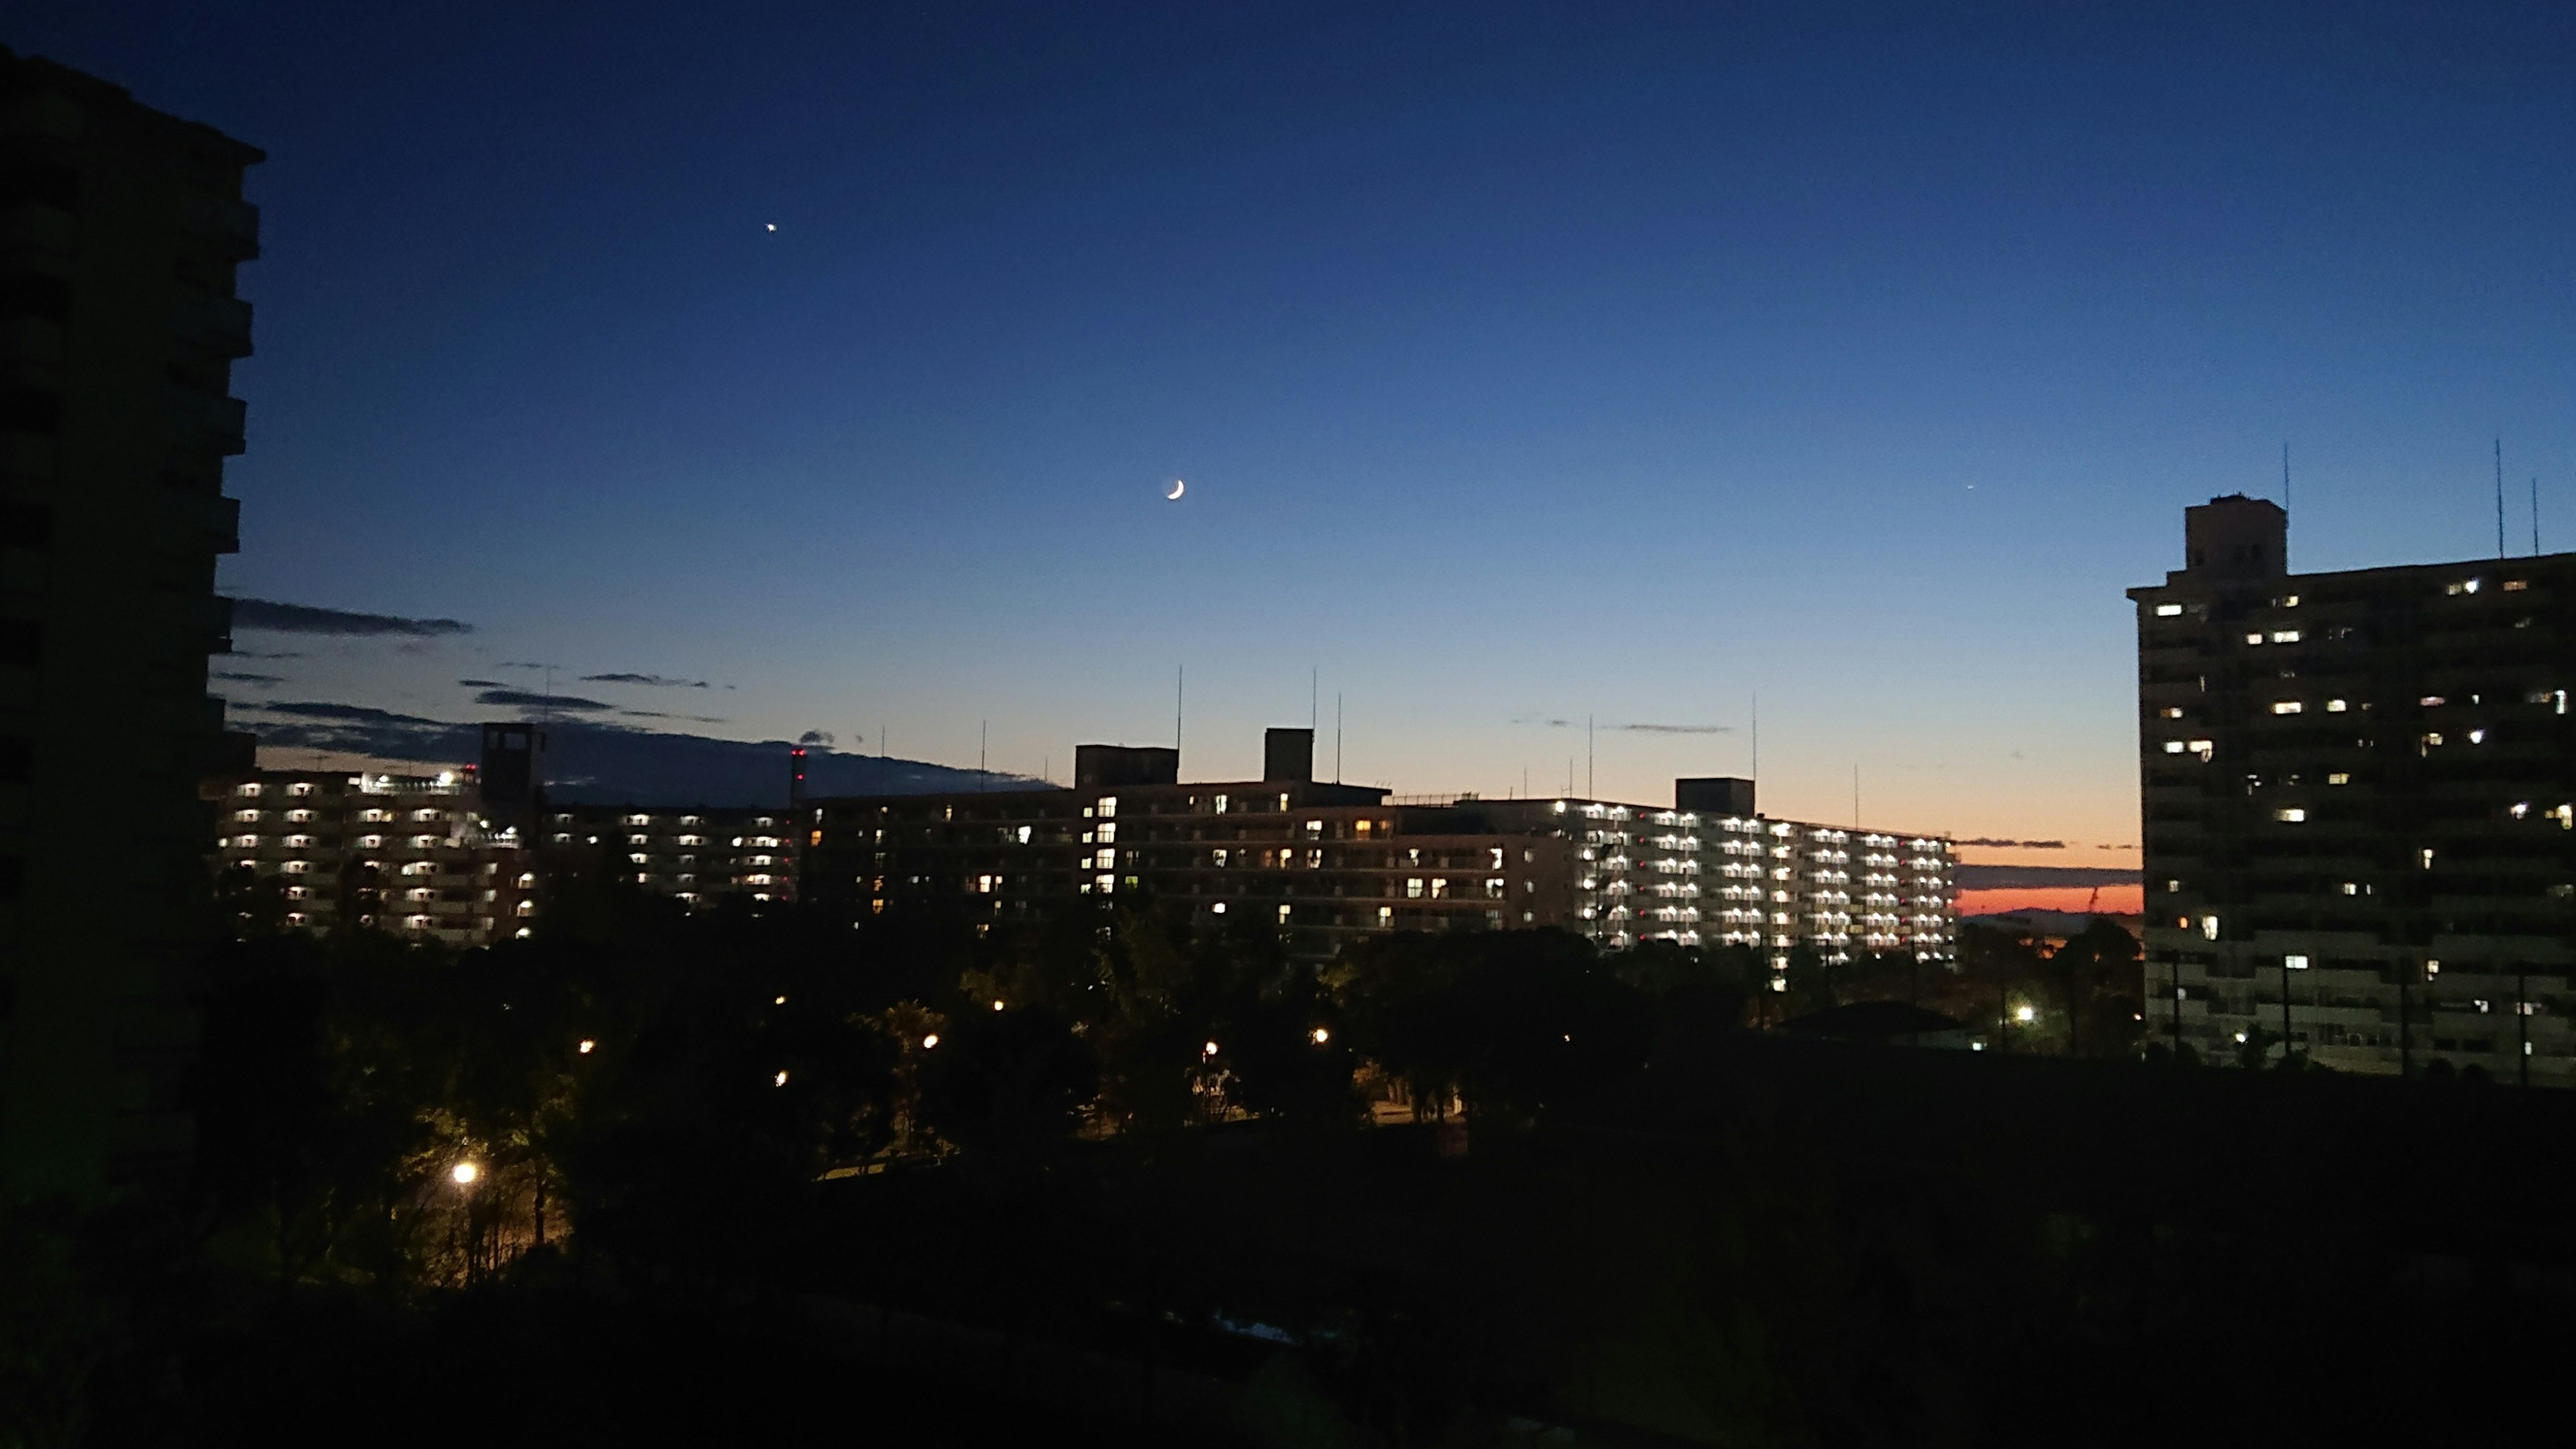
[805,729,1955,970]
[2129,494,2576,1081]
[211,768,530,947]
[2,52,259,1195]
[209,721,802,946]
[540,803,800,907]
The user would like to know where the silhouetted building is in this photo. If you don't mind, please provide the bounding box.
[2130,496,2576,1081]
[1,52,259,1196]
[806,731,1953,969]
[477,721,544,836]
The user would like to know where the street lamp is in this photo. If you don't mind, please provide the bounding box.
[451,1161,478,1185]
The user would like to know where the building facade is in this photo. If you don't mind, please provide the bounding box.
[2,52,259,1195]
[806,729,1955,972]
[208,724,802,948]
[539,803,800,909]
[2130,495,2576,1081]
[211,768,531,947]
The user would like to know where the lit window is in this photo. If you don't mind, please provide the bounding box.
[2284,955,2308,971]
[1277,904,1291,923]
[2245,633,2263,645]
[1406,877,1425,898]
[2155,602,2184,617]
[1212,794,1227,814]
[2200,915,2219,941]
[2341,882,2359,896]
[1377,906,1393,925]
[2420,696,2446,707]
[2327,773,2349,786]
[2504,579,2528,592]
[1097,796,1117,818]
[2271,630,2300,643]
[2445,579,2481,595]
[2159,707,2184,718]
[2326,699,2347,712]
[2467,729,2485,744]
[2512,802,2530,819]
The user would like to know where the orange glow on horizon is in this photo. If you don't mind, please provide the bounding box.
[1957,884,2144,918]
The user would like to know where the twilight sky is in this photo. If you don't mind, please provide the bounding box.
[25,1,2576,874]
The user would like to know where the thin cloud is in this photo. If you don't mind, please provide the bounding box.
[798,730,835,747]
[230,598,470,637]
[254,700,451,727]
[1957,837,2068,849]
[474,688,612,712]
[211,670,283,686]
[1513,715,1732,735]
[228,648,304,660]
[583,672,711,688]
[458,678,506,688]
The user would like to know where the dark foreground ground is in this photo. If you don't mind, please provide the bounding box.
[30,1034,2576,1446]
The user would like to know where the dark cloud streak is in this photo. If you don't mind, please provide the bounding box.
[230,598,471,637]
[474,689,613,711]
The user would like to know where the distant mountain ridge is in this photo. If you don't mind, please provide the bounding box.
[237,700,1040,806]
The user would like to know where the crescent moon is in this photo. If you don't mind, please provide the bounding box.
[1167,478,1185,500]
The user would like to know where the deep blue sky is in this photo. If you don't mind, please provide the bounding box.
[24,1,2576,853]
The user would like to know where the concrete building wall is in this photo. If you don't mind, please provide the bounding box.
[1,52,259,1197]
[2131,496,2576,1079]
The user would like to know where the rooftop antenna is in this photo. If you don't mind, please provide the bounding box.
[2496,439,2507,559]
[979,719,987,790]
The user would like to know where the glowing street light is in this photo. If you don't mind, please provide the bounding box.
[1309,1027,1330,1045]
[451,1161,478,1185]
[1202,1040,1220,1057]
[773,1070,790,1087]
[921,1034,940,1049]
[578,1038,595,1055]
[2013,1005,2037,1024]
[991,1000,1006,1012]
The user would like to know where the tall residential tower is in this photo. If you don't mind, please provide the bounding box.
[1,52,258,1195]
[2131,496,2575,1081]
